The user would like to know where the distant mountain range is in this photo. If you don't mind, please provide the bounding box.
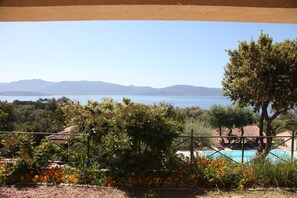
[0,79,222,96]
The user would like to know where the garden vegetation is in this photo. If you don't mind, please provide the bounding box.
[0,31,296,190]
[0,97,296,189]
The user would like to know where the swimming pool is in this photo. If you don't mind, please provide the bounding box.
[200,149,296,163]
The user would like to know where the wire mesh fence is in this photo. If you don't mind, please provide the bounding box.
[174,129,296,164]
[0,129,296,167]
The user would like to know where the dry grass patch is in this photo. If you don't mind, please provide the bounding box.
[0,185,296,198]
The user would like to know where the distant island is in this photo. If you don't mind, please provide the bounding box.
[0,79,222,96]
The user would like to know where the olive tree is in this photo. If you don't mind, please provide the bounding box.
[222,32,297,151]
[204,105,228,144]
[205,105,255,145]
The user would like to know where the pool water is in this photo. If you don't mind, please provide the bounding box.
[201,149,296,163]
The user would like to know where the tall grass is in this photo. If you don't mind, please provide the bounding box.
[183,119,213,137]
[178,119,214,149]
[252,159,297,187]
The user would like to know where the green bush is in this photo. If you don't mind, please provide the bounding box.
[33,139,63,167]
[62,98,185,177]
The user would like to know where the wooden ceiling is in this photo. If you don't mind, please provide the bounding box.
[0,0,297,23]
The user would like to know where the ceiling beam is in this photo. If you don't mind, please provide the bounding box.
[1,0,297,23]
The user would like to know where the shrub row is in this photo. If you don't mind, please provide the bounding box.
[1,157,296,189]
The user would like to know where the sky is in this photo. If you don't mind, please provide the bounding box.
[0,21,296,88]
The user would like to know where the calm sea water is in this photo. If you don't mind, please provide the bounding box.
[0,95,233,109]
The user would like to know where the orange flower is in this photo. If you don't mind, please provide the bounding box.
[71,175,78,181]
[128,177,134,183]
[49,169,54,175]
[216,170,221,175]
[44,176,48,182]
[166,177,173,183]
[0,162,3,166]
[243,172,248,178]
[240,184,244,190]
[148,180,153,186]
[159,178,164,184]
[6,167,10,171]
[137,177,142,183]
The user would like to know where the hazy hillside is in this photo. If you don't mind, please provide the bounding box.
[0,79,52,92]
[0,91,48,96]
[147,85,222,96]
[0,83,8,86]
[40,81,155,95]
[0,79,222,96]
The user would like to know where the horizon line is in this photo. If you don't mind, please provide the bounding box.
[0,79,223,89]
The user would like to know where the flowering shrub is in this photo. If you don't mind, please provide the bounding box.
[195,157,256,189]
[22,168,80,184]
[103,157,256,189]
[0,161,17,184]
[0,191,15,198]
[0,161,109,186]
[0,157,255,189]
[1,157,296,189]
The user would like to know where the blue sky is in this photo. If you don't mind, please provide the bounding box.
[0,21,296,88]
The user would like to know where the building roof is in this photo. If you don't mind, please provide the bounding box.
[276,130,294,137]
[47,126,77,144]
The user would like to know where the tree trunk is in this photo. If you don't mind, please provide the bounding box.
[265,120,272,151]
[138,139,141,157]
[263,109,284,152]
[227,127,233,144]
[218,126,225,146]
[259,111,265,151]
[239,126,244,143]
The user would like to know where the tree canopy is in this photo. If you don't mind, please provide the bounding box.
[222,32,297,151]
[205,105,255,145]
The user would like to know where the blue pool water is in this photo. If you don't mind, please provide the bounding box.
[201,149,296,163]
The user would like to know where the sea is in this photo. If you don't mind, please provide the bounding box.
[0,95,233,109]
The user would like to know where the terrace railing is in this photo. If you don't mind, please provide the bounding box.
[175,129,296,164]
[0,129,295,165]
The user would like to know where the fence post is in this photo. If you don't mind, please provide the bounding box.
[241,136,245,164]
[291,129,295,161]
[190,129,194,163]
[87,133,90,167]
